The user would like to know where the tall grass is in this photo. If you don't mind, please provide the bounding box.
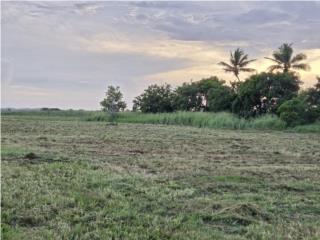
[87,111,286,130]
[5,110,319,132]
[290,121,320,133]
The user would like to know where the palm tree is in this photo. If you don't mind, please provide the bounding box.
[218,48,256,81]
[265,43,311,73]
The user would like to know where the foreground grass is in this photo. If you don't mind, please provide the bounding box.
[1,116,320,239]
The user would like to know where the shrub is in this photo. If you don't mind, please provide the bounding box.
[277,98,319,127]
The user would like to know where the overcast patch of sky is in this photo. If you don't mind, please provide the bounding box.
[1,1,320,109]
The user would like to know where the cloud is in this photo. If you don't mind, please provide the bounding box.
[2,1,320,109]
[73,2,104,15]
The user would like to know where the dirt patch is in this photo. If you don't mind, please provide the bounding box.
[277,184,305,192]
[10,215,44,227]
[129,149,146,154]
[24,152,39,160]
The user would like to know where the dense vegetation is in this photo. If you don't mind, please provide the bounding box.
[131,73,319,127]
[102,44,319,127]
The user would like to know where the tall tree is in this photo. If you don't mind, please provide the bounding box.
[100,86,127,112]
[265,43,311,73]
[218,48,256,82]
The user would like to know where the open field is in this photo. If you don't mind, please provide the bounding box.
[1,115,320,239]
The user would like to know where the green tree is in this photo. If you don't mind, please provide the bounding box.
[174,76,232,112]
[174,82,202,111]
[299,76,320,109]
[218,48,256,82]
[265,43,311,73]
[232,72,301,117]
[197,77,228,110]
[207,84,234,112]
[100,86,127,112]
[133,84,174,113]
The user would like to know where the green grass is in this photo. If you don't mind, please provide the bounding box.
[1,109,100,121]
[4,110,320,132]
[291,121,320,133]
[1,115,320,239]
[88,111,296,131]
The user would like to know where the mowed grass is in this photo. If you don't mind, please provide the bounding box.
[1,115,320,239]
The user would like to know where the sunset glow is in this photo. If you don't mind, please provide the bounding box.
[2,1,320,109]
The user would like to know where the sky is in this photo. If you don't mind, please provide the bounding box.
[2,1,320,110]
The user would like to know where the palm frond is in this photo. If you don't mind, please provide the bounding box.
[222,68,235,73]
[272,52,285,63]
[268,64,284,72]
[230,51,236,66]
[218,61,234,69]
[239,67,256,73]
[234,48,243,63]
[292,63,311,71]
[264,57,282,65]
[239,54,248,64]
[239,59,256,67]
[291,53,307,64]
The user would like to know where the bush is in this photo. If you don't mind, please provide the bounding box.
[277,98,320,127]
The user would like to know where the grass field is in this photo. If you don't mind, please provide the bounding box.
[1,115,320,239]
[3,110,320,132]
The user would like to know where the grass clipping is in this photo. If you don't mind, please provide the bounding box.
[203,203,271,231]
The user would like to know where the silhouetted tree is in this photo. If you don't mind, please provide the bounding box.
[218,48,256,82]
[265,43,310,73]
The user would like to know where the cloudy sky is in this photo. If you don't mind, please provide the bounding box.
[2,1,320,109]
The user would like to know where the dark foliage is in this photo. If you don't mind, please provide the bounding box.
[133,84,175,113]
[232,72,301,117]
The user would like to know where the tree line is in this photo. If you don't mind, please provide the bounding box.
[101,43,320,127]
